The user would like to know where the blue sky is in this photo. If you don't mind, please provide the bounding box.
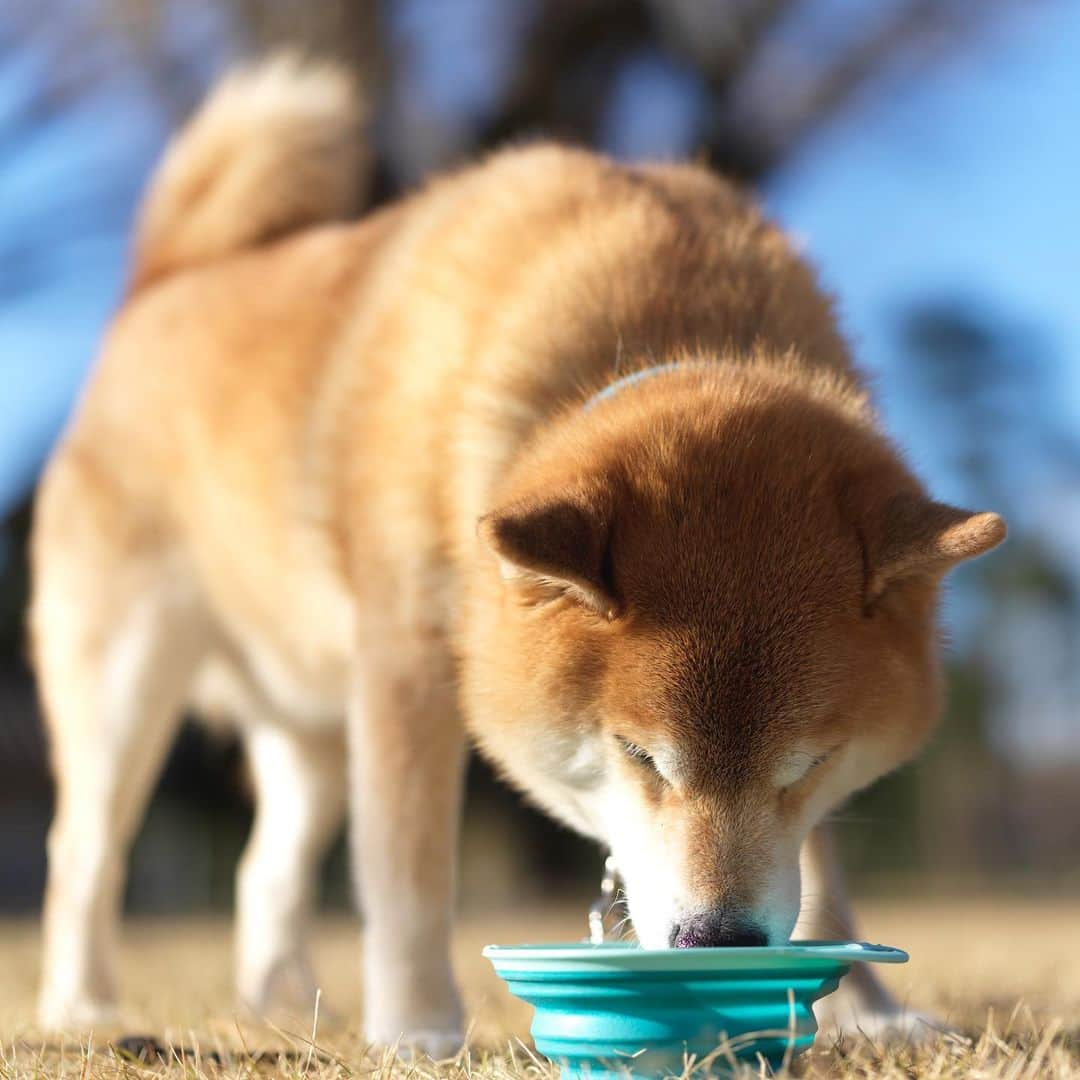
[0,59,163,510]
[765,3,1080,498]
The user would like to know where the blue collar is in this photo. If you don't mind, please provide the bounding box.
[583,360,704,412]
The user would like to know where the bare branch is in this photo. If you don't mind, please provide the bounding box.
[707,0,1019,179]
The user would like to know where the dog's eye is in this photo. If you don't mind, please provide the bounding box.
[622,740,653,763]
[775,750,832,793]
[614,735,665,780]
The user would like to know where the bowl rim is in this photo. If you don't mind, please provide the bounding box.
[482,940,908,967]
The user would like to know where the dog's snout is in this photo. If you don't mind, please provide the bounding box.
[669,911,769,949]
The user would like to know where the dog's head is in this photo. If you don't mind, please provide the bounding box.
[464,362,1004,947]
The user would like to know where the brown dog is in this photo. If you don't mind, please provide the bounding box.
[31,58,1004,1052]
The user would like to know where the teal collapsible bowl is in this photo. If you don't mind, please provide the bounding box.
[484,941,907,1077]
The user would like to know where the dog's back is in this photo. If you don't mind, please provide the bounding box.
[40,57,856,685]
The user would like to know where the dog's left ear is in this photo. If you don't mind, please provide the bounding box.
[478,489,617,616]
[868,493,1006,604]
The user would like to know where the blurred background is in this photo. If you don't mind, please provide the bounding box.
[1,0,1078,922]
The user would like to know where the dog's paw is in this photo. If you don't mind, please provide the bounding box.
[237,955,341,1026]
[366,1025,465,1061]
[38,992,120,1032]
[815,999,947,1047]
[361,958,464,1061]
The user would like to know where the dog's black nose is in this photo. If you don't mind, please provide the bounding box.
[669,911,768,948]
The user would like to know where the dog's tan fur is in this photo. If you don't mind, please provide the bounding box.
[31,59,1004,1050]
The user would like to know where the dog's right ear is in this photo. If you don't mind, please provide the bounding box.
[478,490,618,617]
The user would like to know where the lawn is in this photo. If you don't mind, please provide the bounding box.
[1,897,1077,1078]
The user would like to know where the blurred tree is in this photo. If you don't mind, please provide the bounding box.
[842,298,1080,887]
[479,0,1018,182]
[3,0,1023,187]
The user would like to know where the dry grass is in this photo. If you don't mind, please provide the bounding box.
[1,897,1077,1078]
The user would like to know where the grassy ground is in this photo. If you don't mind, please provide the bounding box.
[1,897,1077,1078]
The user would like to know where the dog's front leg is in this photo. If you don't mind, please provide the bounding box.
[347,645,466,1058]
[795,824,938,1044]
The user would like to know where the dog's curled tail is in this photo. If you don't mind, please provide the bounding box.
[130,55,368,291]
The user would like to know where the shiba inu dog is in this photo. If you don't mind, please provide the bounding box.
[31,58,1005,1053]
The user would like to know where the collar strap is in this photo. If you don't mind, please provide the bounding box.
[583,360,707,412]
